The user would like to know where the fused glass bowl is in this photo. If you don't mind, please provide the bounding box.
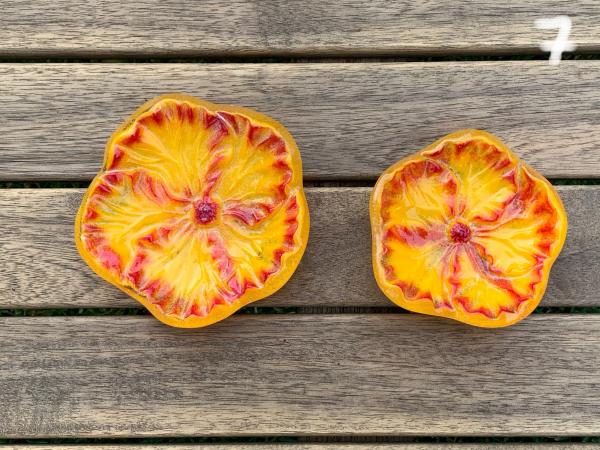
[370,130,567,327]
[75,94,310,328]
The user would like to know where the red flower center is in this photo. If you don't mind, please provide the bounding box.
[194,200,218,225]
[449,221,471,243]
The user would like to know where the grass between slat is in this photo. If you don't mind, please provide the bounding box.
[0,436,599,445]
[0,52,599,63]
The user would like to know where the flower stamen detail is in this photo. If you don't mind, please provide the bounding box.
[194,200,218,225]
[449,221,471,243]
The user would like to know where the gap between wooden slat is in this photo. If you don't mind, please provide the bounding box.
[0,444,597,449]
[0,48,589,60]
[0,53,580,63]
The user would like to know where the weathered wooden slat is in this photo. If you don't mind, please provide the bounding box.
[1,62,600,181]
[1,314,599,437]
[0,186,596,309]
[0,1,599,57]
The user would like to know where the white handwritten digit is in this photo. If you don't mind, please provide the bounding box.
[535,16,576,65]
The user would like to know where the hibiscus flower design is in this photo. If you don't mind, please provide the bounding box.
[75,95,309,328]
[370,130,567,327]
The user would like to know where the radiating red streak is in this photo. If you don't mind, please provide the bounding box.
[120,126,142,146]
[96,247,122,273]
[108,147,124,170]
[223,201,274,226]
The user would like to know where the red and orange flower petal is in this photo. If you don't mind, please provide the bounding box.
[219,195,303,293]
[371,130,567,327]
[75,94,310,328]
[383,228,457,311]
[379,158,459,230]
[126,224,242,321]
[469,165,565,310]
[423,134,519,222]
[372,158,459,311]
[78,169,187,277]
[106,98,233,196]
[451,245,527,322]
[213,113,295,227]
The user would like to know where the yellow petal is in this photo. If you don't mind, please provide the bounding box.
[379,158,458,230]
[471,166,563,299]
[373,158,459,310]
[219,195,302,291]
[213,113,293,226]
[383,229,456,310]
[78,170,186,276]
[107,100,232,195]
[453,245,525,319]
[424,138,518,221]
[126,224,235,319]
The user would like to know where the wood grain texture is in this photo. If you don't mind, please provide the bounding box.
[0,186,595,309]
[1,314,600,437]
[1,62,600,181]
[0,1,599,56]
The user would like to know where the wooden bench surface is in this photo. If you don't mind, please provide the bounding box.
[2,314,600,437]
[2,1,600,447]
[1,0,599,56]
[1,62,600,180]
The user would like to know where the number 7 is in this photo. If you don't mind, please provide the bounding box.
[535,16,577,65]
